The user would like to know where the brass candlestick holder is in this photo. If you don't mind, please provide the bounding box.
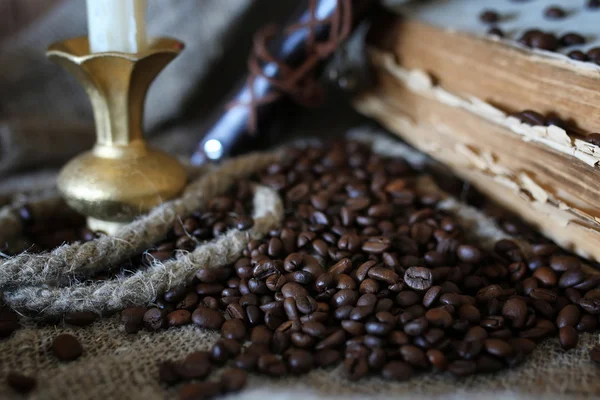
[47,37,187,235]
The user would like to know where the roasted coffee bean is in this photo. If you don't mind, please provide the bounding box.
[560,33,586,47]
[556,304,580,328]
[6,372,36,394]
[144,308,165,331]
[52,334,83,361]
[211,339,241,364]
[457,340,482,360]
[368,266,400,285]
[530,288,557,303]
[221,369,248,393]
[179,382,221,400]
[315,349,342,367]
[448,360,477,376]
[589,0,600,8]
[362,237,391,254]
[400,345,428,368]
[287,349,314,375]
[516,110,547,126]
[281,282,309,298]
[559,326,578,350]
[64,312,98,327]
[167,310,192,327]
[425,308,453,328]
[544,6,566,19]
[483,338,513,358]
[258,354,287,376]
[178,351,212,379]
[550,255,580,271]
[332,289,359,308]
[568,50,589,61]
[579,298,600,314]
[559,269,585,288]
[222,319,247,341]
[404,267,432,291]
[422,286,441,308]
[479,10,499,23]
[577,314,598,332]
[381,361,413,381]
[502,298,528,328]
[192,308,225,330]
[159,361,181,385]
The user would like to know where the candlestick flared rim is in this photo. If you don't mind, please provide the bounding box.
[47,36,184,62]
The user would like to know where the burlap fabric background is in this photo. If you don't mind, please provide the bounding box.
[0,133,599,399]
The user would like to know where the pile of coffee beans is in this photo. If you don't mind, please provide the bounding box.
[108,141,600,397]
[141,181,255,267]
[476,3,600,66]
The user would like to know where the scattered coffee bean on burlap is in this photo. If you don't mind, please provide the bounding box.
[6,373,37,394]
[52,334,83,361]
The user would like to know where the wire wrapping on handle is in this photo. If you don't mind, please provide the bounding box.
[229,0,353,133]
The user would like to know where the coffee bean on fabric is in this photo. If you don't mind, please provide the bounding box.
[52,334,83,361]
[6,373,36,394]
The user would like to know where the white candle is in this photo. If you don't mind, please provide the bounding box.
[86,0,148,53]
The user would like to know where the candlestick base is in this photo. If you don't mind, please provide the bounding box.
[48,37,187,234]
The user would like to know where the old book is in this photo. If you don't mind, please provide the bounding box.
[355,0,600,260]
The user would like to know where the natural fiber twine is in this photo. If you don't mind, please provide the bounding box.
[0,132,599,399]
[0,150,280,307]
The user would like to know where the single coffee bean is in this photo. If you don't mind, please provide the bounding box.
[568,50,589,61]
[167,310,192,327]
[556,304,580,328]
[158,361,181,385]
[579,298,600,314]
[545,6,566,19]
[281,282,309,298]
[179,382,221,400]
[559,326,578,350]
[52,334,83,362]
[448,360,477,376]
[381,361,413,381]
[64,312,98,327]
[287,349,314,375]
[6,373,36,394]
[258,354,287,376]
[404,267,433,291]
[483,338,513,358]
[143,308,165,331]
[457,245,482,263]
[178,351,212,379]
[192,308,225,330]
[315,349,342,367]
[221,369,248,393]
[560,33,586,47]
[221,319,247,341]
[550,255,581,271]
[502,298,528,328]
[577,314,598,332]
[400,345,428,368]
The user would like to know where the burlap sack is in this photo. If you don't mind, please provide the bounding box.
[0,132,599,399]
